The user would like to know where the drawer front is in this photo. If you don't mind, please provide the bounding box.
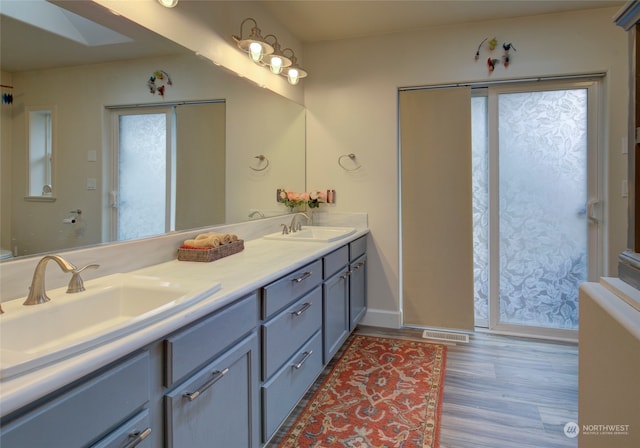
[91,409,152,448]
[262,331,323,442]
[262,287,322,380]
[164,292,259,387]
[0,352,149,448]
[262,259,322,319]
[323,245,349,279]
[165,333,260,448]
[349,235,367,261]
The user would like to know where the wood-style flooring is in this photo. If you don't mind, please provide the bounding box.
[268,326,578,448]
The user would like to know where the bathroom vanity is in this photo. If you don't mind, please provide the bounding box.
[0,229,368,447]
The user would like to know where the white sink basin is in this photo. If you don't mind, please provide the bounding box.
[0,273,221,379]
[264,226,356,242]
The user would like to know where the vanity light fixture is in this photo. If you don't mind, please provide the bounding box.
[232,18,274,64]
[233,18,307,85]
[157,0,179,7]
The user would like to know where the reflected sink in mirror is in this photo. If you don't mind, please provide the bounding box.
[0,274,221,379]
[264,226,356,243]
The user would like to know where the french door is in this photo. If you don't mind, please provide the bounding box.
[110,107,173,242]
[473,80,602,339]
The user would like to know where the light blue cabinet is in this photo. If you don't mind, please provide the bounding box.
[164,333,260,448]
[323,246,350,363]
[260,259,324,444]
[163,292,260,448]
[349,236,367,330]
[0,352,150,448]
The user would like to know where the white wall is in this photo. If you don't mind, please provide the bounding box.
[304,7,629,327]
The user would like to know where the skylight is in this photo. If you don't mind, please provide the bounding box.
[1,0,132,46]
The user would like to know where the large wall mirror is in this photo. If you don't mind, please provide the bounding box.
[0,1,305,260]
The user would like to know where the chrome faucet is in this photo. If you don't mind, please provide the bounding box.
[24,255,99,306]
[290,212,311,232]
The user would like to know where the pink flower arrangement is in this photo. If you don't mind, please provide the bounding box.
[280,190,327,209]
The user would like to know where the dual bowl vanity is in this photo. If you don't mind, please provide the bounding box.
[0,224,367,448]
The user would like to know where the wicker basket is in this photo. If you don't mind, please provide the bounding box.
[177,240,244,262]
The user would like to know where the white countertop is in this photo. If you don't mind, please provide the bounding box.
[580,278,640,342]
[0,228,368,417]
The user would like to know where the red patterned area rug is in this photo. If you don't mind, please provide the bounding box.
[278,335,447,448]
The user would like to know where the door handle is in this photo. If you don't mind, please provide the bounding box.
[586,198,600,223]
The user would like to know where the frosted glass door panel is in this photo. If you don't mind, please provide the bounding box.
[472,96,489,326]
[118,113,167,241]
[497,89,587,330]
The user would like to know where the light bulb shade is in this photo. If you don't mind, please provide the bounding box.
[287,68,300,85]
[249,42,264,63]
[270,57,283,74]
[284,65,308,85]
[158,0,178,7]
[233,19,274,63]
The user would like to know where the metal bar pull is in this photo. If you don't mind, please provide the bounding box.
[183,368,229,402]
[292,350,313,369]
[353,261,365,270]
[292,271,312,283]
[291,302,312,317]
[122,427,152,448]
[341,271,352,279]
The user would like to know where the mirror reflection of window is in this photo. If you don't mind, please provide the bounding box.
[27,107,54,197]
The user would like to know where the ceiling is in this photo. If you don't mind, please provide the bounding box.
[260,0,625,43]
[0,0,625,73]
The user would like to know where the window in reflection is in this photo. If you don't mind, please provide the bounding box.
[27,107,54,197]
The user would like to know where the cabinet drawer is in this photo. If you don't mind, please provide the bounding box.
[349,235,367,261]
[324,245,348,279]
[262,331,323,442]
[0,352,149,448]
[164,292,259,387]
[91,409,152,448]
[262,287,322,380]
[262,260,322,319]
[165,333,259,448]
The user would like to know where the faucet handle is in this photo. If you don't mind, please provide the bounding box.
[67,264,100,293]
[281,223,290,235]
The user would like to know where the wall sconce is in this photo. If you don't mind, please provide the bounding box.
[232,18,307,85]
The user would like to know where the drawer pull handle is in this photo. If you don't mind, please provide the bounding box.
[183,368,230,402]
[353,261,365,270]
[292,350,313,369]
[341,271,352,279]
[292,271,312,283]
[123,427,152,448]
[291,302,312,316]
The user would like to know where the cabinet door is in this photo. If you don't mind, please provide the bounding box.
[323,268,350,363]
[349,254,367,330]
[165,333,259,448]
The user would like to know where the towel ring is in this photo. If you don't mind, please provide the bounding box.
[338,153,361,172]
[250,155,270,171]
